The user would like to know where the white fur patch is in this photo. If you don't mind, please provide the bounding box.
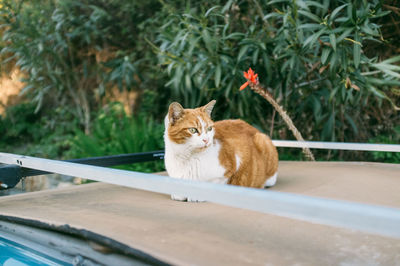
[164,138,227,182]
[264,172,278,187]
[164,116,227,201]
[199,116,206,132]
[235,154,241,171]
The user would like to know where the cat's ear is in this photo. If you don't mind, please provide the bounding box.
[202,100,216,117]
[168,102,184,124]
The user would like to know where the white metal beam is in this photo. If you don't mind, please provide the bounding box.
[0,152,399,239]
[272,140,400,152]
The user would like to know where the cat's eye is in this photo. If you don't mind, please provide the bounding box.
[188,128,198,134]
[207,126,213,132]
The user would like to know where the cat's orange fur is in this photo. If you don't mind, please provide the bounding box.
[166,101,278,188]
[215,119,278,187]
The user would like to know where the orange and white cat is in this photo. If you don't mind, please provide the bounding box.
[164,100,278,201]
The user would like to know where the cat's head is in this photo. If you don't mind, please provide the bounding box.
[165,100,216,151]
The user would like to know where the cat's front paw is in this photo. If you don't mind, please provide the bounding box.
[170,195,205,202]
[187,197,206,203]
[171,194,187,201]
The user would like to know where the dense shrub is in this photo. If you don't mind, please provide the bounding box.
[0,0,163,133]
[0,103,41,143]
[154,1,400,145]
[66,102,165,172]
[369,126,400,163]
[0,102,78,158]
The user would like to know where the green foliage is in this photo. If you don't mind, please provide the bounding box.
[66,103,165,173]
[154,0,400,145]
[0,101,164,172]
[369,126,400,163]
[0,103,41,143]
[0,103,78,158]
[0,0,163,132]
[0,0,399,164]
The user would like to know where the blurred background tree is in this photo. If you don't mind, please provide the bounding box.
[0,0,399,166]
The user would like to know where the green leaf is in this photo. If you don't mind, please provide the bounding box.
[304,1,326,10]
[252,48,259,65]
[322,112,335,140]
[185,73,192,90]
[303,28,326,48]
[191,60,205,75]
[222,0,234,13]
[200,68,215,89]
[330,4,348,22]
[374,67,400,79]
[167,62,176,76]
[311,95,321,119]
[20,84,35,95]
[379,55,400,65]
[173,66,183,90]
[329,33,336,51]
[298,23,323,30]
[361,23,377,36]
[371,10,391,19]
[202,29,213,53]
[336,28,353,43]
[366,77,400,87]
[368,85,386,98]
[205,6,220,17]
[296,0,309,10]
[344,113,358,135]
[321,48,330,64]
[263,13,281,20]
[224,80,233,98]
[267,0,290,5]
[298,10,321,23]
[353,33,361,69]
[262,52,271,82]
[329,86,339,101]
[215,63,221,88]
[347,3,354,24]
[223,32,245,40]
[237,45,249,61]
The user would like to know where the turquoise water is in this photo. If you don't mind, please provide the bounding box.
[0,237,70,266]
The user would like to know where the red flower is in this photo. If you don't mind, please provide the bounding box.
[240,68,258,91]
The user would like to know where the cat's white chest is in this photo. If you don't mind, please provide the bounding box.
[165,140,227,184]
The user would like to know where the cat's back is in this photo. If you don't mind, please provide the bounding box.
[214,119,276,157]
[214,119,259,140]
[214,119,278,188]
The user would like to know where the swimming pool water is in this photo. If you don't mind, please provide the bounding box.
[0,237,70,266]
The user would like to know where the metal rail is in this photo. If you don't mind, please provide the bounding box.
[0,151,164,188]
[272,140,400,152]
[2,140,399,188]
[0,152,399,239]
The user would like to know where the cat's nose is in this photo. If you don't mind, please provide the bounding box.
[202,139,208,144]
